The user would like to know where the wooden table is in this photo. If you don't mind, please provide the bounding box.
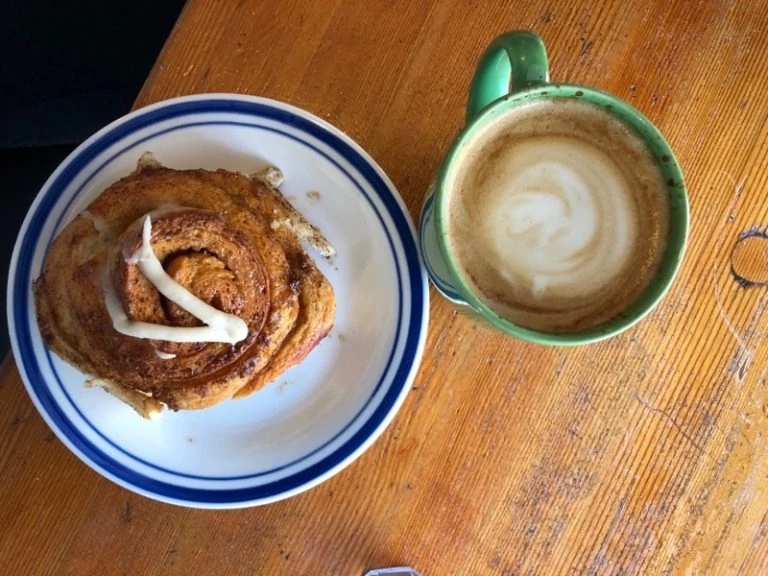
[3,1,768,574]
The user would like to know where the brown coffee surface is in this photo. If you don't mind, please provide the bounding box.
[445,98,669,332]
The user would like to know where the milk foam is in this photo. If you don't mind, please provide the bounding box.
[481,137,636,302]
[447,99,668,332]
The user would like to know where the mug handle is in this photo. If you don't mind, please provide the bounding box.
[466,31,550,123]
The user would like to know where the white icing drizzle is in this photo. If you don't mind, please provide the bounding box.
[154,349,177,359]
[124,204,187,265]
[104,214,248,345]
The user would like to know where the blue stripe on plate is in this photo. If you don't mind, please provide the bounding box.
[12,98,426,504]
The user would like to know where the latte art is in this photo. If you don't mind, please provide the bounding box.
[482,138,637,303]
[446,99,669,332]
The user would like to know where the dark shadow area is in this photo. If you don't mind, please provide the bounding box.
[1,1,186,355]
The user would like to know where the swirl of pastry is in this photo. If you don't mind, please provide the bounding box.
[34,154,335,417]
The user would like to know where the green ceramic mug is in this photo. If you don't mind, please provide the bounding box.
[419,31,689,345]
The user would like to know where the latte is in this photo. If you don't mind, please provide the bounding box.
[445,98,669,332]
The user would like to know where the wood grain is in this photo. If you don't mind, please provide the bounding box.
[4,0,768,574]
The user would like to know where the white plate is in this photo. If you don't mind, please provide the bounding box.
[7,94,428,508]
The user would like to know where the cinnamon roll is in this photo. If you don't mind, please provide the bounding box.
[34,153,336,417]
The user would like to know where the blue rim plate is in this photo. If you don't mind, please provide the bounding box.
[7,94,429,508]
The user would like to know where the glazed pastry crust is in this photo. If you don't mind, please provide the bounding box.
[34,154,335,416]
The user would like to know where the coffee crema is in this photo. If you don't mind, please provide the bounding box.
[445,98,669,332]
